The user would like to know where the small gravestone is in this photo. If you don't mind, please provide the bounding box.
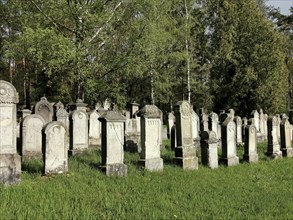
[280,117,293,157]
[0,80,21,185]
[43,121,68,175]
[234,116,242,145]
[192,111,200,148]
[34,97,53,124]
[56,102,69,131]
[200,131,218,169]
[243,120,259,163]
[173,101,198,170]
[69,108,89,155]
[88,110,101,147]
[130,102,139,118]
[125,117,141,153]
[99,111,127,176]
[138,105,163,171]
[219,117,239,166]
[266,116,282,159]
[21,114,45,160]
[228,109,235,120]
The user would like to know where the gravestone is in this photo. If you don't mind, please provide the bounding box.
[34,97,53,124]
[21,109,32,119]
[200,131,218,169]
[99,111,127,176]
[43,121,68,175]
[130,102,139,118]
[251,110,260,131]
[0,80,21,185]
[138,105,163,171]
[56,102,69,131]
[243,120,259,163]
[69,108,89,155]
[280,117,293,157]
[125,117,141,153]
[173,101,198,170]
[103,98,111,110]
[200,111,209,132]
[242,117,248,143]
[228,109,235,120]
[276,114,281,140]
[234,116,242,145]
[167,112,175,139]
[192,111,200,148]
[21,114,45,160]
[88,110,101,147]
[219,117,239,166]
[263,114,268,141]
[266,116,282,159]
[209,112,219,139]
[259,109,265,140]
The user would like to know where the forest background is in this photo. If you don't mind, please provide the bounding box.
[0,0,292,116]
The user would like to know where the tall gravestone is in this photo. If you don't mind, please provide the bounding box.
[88,110,101,147]
[43,121,68,175]
[200,109,209,132]
[0,80,21,185]
[138,105,163,171]
[34,97,53,124]
[243,120,258,163]
[69,106,89,155]
[276,114,281,140]
[192,111,200,148]
[280,117,293,157]
[99,111,127,176]
[234,116,242,145]
[21,114,45,160]
[209,112,219,139]
[200,131,218,169]
[173,101,198,170]
[167,112,175,139]
[219,116,239,166]
[266,116,282,159]
[251,110,260,132]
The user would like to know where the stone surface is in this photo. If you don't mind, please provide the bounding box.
[243,123,259,163]
[209,112,219,139]
[234,116,242,145]
[219,117,239,166]
[34,97,53,124]
[88,110,101,147]
[167,112,175,139]
[138,105,163,171]
[266,116,282,159]
[43,122,68,175]
[192,111,200,147]
[173,101,198,170]
[251,110,260,131]
[280,117,293,157]
[125,117,141,152]
[21,114,45,160]
[69,109,89,155]
[0,80,21,185]
[200,131,218,169]
[99,111,127,176]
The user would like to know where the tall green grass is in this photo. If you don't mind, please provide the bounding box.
[1,141,293,219]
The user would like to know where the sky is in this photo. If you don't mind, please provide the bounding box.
[266,0,293,15]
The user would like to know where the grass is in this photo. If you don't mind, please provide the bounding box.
[1,140,293,219]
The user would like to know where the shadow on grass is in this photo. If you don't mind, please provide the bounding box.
[22,159,43,174]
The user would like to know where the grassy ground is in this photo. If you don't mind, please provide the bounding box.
[1,141,293,219]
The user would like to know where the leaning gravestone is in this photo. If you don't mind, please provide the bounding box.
[243,120,258,163]
[0,80,21,185]
[34,96,53,124]
[219,116,239,166]
[138,105,163,171]
[98,111,127,176]
[21,114,45,160]
[266,116,282,159]
[173,101,198,170]
[200,131,218,169]
[43,121,68,175]
[280,117,293,157]
[69,107,89,155]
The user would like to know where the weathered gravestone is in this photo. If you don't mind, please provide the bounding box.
[192,111,200,148]
[266,116,282,159]
[0,80,21,185]
[130,102,140,118]
[125,116,141,153]
[228,109,235,120]
[88,110,101,147]
[251,110,260,131]
[69,107,89,155]
[173,101,198,170]
[43,121,68,175]
[34,96,53,124]
[56,102,69,131]
[234,116,242,145]
[280,116,293,157]
[209,112,219,139]
[138,105,163,171]
[200,131,218,169]
[276,114,281,140]
[21,114,45,160]
[243,120,259,163]
[98,111,127,176]
[219,116,239,166]
[167,112,175,139]
[242,117,248,143]
[200,108,209,132]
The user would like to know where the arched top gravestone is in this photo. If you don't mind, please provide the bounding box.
[34,97,53,124]
[0,80,19,104]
